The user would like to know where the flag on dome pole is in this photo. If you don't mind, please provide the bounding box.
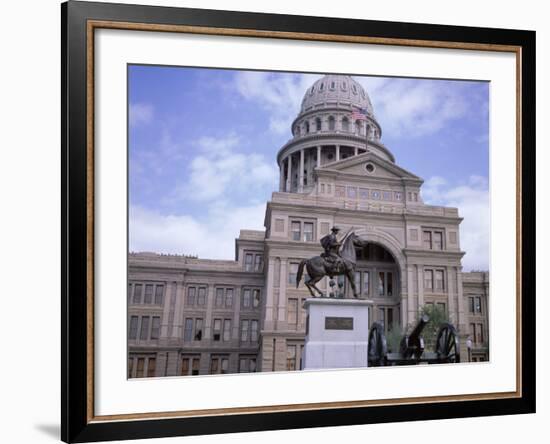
[351,106,369,152]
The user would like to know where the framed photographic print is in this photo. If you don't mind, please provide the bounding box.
[61,0,536,442]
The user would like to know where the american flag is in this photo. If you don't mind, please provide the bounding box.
[351,107,368,121]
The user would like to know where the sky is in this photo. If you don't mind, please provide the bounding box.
[128,66,490,271]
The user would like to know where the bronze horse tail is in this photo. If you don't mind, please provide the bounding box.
[296,259,307,289]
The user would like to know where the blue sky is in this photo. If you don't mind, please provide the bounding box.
[129,66,489,271]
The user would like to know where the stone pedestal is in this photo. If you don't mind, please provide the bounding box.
[303,298,372,370]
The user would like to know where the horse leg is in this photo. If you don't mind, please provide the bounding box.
[307,275,325,298]
[346,268,359,298]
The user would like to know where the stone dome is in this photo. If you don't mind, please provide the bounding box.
[300,75,374,115]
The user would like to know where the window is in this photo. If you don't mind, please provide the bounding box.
[433,232,443,250]
[181,356,201,376]
[210,356,230,374]
[382,191,392,200]
[291,221,301,241]
[144,284,153,304]
[288,298,298,329]
[136,358,145,378]
[194,318,203,341]
[287,345,297,371]
[347,187,357,199]
[363,271,370,295]
[475,297,482,313]
[316,118,322,131]
[424,270,434,291]
[150,316,160,340]
[424,268,445,292]
[129,316,138,340]
[437,302,447,315]
[197,287,206,306]
[394,192,402,201]
[225,288,234,307]
[154,285,164,305]
[378,308,385,328]
[469,296,475,313]
[215,288,224,307]
[245,253,254,271]
[335,185,345,197]
[320,183,325,193]
[303,222,314,242]
[359,188,369,199]
[423,231,432,250]
[187,287,196,305]
[239,356,257,373]
[240,320,249,341]
[435,270,445,291]
[250,320,259,342]
[371,190,380,199]
[133,284,142,304]
[184,318,193,342]
[253,289,261,308]
[477,324,484,343]
[147,358,156,377]
[423,229,444,250]
[288,263,299,285]
[128,283,132,301]
[140,316,150,340]
[213,319,222,341]
[242,289,251,308]
[223,319,231,341]
[377,271,393,296]
[354,271,361,293]
[328,116,335,131]
[254,254,263,272]
[342,117,349,132]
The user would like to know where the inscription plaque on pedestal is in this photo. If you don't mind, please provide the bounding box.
[325,316,354,330]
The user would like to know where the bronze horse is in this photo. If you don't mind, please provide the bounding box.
[296,232,366,298]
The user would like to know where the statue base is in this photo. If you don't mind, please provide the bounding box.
[303,298,372,370]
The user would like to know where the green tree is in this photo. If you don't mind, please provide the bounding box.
[416,304,449,349]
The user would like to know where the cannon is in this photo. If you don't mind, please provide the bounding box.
[367,315,460,366]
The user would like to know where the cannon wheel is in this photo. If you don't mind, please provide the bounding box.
[368,322,388,366]
[435,323,460,363]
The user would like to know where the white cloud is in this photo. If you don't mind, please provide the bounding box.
[173,134,278,202]
[234,72,321,135]
[129,102,154,127]
[129,203,266,259]
[422,175,490,271]
[357,78,468,138]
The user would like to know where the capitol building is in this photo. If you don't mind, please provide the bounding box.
[127,75,489,378]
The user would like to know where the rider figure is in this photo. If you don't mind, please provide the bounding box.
[320,226,342,268]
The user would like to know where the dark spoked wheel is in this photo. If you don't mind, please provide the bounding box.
[368,322,388,367]
[435,323,460,363]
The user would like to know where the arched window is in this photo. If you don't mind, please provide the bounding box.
[330,81,336,90]
[352,84,357,94]
[295,125,301,136]
[315,118,322,131]
[366,124,371,139]
[355,120,362,135]
[342,81,347,91]
[310,86,315,94]
[305,121,310,133]
[342,117,349,132]
[319,82,324,91]
[328,116,335,131]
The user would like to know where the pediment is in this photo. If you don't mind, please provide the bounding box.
[317,152,422,182]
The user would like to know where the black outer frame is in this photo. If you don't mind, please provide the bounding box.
[61,0,536,442]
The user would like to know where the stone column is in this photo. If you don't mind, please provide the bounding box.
[264,258,276,331]
[279,161,284,192]
[336,145,340,162]
[298,149,305,192]
[286,155,292,192]
[204,285,214,340]
[446,267,456,324]
[354,146,358,156]
[317,146,322,167]
[278,259,288,328]
[160,281,175,339]
[407,266,415,324]
[170,281,183,340]
[417,266,424,308]
[456,267,465,329]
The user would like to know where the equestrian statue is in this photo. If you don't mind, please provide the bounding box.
[296,226,367,298]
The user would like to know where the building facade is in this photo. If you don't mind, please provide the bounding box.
[128,75,490,378]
